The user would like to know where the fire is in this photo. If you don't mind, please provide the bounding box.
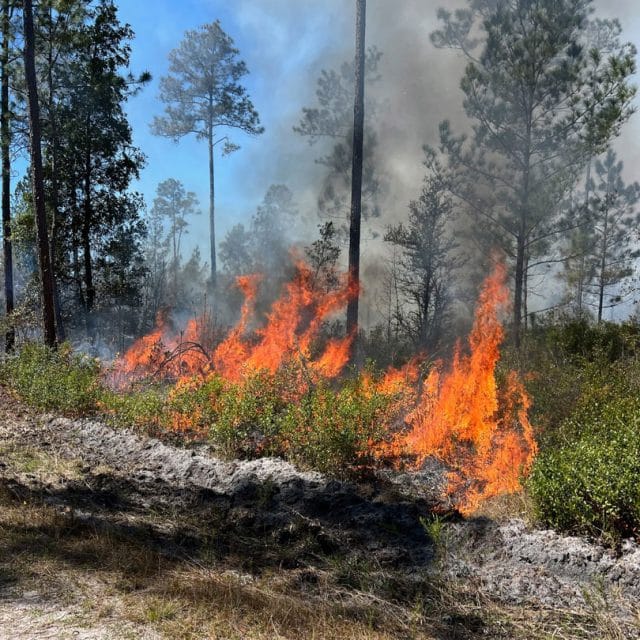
[109,259,536,513]
[106,310,212,388]
[112,261,354,388]
[394,262,537,513]
[216,262,354,382]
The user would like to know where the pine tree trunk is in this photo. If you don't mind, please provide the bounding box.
[22,0,56,347]
[346,0,366,342]
[1,0,13,352]
[514,230,525,349]
[208,122,216,294]
[83,140,95,316]
[82,182,94,312]
[578,159,593,314]
[70,184,85,309]
[46,10,65,342]
[514,116,533,350]
[172,204,177,304]
[598,202,609,323]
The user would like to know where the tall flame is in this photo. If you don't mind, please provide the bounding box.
[109,259,536,513]
[396,262,537,513]
[212,262,354,383]
[111,262,354,388]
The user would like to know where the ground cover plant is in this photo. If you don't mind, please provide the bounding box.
[521,326,640,543]
[3,277,640,544]
[1,264,538,515]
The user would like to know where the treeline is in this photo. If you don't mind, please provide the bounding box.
[1,0,149,350]
[1,0,639,360]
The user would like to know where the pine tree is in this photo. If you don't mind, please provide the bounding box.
[385,150,461,350]
[150,178,199,304]
[585,149,640,321]
[22,0,56,346]
[152,20,263,293]
[1,0,13,351]
[346,0,366,341]
[432,0,636,346]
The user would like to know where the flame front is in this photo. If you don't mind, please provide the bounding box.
[395,262,538,513]
[109,260,537,513]
[112,262,354,389]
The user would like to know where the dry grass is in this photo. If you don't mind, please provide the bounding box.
[1,486,636,639]
[469,490,536,523]
[0,442,83,478]
[0,389,637,639]
[0,488,437,638]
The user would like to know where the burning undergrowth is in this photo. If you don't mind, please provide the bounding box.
[103,260,537,513]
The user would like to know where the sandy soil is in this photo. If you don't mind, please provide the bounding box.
[0,386,638,639]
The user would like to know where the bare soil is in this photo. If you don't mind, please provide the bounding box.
[0,384,638,639]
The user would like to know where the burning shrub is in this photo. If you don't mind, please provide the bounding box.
[0,342,101,414]
[160,366,405,473]
[101,259,537,510]
[386,264,537,514]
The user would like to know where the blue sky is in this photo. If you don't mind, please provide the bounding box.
[116,0,640,286]
[117,0,354,253]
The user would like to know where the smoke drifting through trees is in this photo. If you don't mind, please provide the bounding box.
[1,0,639,354]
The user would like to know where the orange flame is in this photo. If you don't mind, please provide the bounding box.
[109,259,536,513]
[112,262,355,388]
[211,274,261,381]
[395,262,537,513]
[212,262,354,383]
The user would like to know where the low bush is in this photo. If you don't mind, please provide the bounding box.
[527,392,640,542]
[281,376,399,474]
[207,370,288,456]
[0,342,101,414]
[116,363,404,474]
[99,387,166,433]
[501,319,640,447]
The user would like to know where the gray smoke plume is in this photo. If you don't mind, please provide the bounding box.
[133,0,640,326]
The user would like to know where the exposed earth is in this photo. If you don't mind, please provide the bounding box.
[0,385,638,639]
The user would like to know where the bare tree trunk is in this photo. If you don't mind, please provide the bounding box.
[82,172,94,311]
[577,159,593,315]
[171,200,178,304]
[523,252,529,330]
[46,6,65,342]
[70,184,85,309]
[514,115,533,350]
[346,0,366,343]
[22,0,56,347]
[1,0,13,352]
[208,120,216,294]
[514,230,525,349]
[598,200,609,324]
[82,122,95,324]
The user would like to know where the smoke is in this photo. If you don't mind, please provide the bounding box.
[207,0,471,328]
[125,0,640,327]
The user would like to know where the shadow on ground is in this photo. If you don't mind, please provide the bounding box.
[0,468,498,640]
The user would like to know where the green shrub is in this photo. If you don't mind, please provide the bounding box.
[527,394,640,542]
[99,387,166,432]
[209,370,289,457]
[0,342,101,414]
[281,377,397,474]
[502,318,640,448]
[528,317,640,364]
